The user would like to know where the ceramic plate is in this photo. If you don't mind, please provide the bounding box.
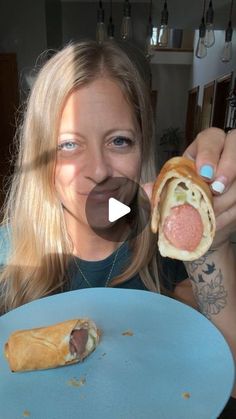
[0,288,234,419]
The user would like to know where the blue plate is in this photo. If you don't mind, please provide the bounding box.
[0,288,234,419]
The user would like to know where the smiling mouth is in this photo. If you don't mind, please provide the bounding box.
[89,189,120,202]
[79,189,116,196]
[79,184,123,195]
[92,188,120,195]
[78,178,131,201]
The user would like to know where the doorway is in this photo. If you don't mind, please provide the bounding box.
[0,53,19,211]
[212,73,232,130]
[201,81,215,130]
[185,86,200,148]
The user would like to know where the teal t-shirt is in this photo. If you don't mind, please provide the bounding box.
[66,241,148,291]
[0,225,187,292]
[0,225,11,268]
[0,225,148,291]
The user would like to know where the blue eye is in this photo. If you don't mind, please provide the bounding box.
[112,136,133,147]
[57,141,77,151]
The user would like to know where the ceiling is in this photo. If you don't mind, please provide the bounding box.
[61,0,236,29]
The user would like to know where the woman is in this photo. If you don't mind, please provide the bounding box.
[0,40,161,311]
[0,40,236,407]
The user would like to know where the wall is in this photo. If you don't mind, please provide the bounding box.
[152,29,236,168]
[1,1,235,139]
[0,0,47,99]
[62,1,148,50]
[151,63,191,166]
[45,0,63,50]
[61,0,236,32]
[151,64,191,134]
[191,30,236,104]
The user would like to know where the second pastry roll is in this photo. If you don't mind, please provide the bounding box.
[4,318,99,372]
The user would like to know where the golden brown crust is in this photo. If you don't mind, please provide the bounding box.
[151,156,216,261]
[4,318,99,372]
[151,157,213,214]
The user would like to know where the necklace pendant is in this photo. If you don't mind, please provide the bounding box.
[74,244,122,289]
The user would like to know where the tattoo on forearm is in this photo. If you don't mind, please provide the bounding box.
[187,253,227,320]
[188,250,215,273]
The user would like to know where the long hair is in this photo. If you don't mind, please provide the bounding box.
[0,40,159,314]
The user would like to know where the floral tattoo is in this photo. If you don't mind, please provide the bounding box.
[187,252,227,320]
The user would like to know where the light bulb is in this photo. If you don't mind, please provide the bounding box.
[221,21,233,63]
[121,0,132,40]
[205,23,215,47]
[96,1,106,44]
[158,25,168,47]
[145,36,156,60]
[196,18,207,59]
[158,1,169,47]
[145,16,155,60]
[107,16,115,40]
[96,22,106,44]
[221,42,232,62]
[196,37,207,58]
[204,1,215,47]
[121,16,132,40]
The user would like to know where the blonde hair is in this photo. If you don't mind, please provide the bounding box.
[0,40,159,314]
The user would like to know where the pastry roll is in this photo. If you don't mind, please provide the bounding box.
[151,156,216,261]
[4,318,99,372]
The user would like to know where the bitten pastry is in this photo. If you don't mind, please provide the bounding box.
[4,318,99,372]
[151,156,216,261]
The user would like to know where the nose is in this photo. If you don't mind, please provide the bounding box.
[84,146,112,184]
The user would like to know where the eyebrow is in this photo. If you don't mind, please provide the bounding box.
[59,128,137,138]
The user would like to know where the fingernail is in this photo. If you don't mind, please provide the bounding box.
[199,165,214,180]
[211,177,227,194]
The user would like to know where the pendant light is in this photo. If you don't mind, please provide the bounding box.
[107,0,115,40]
[196,0,207,58]
[204,1,215,47]
[221,0,234,63]
[158,1,169,47]
[121,0,132,41]
[145,0,155,59]
[96,1,106,44]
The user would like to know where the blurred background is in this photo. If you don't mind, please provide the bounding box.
[0,0,236,208]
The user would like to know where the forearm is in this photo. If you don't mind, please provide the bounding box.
[184,241,236,395]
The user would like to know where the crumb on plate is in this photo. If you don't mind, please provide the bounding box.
[182,392,191,399]
[67,377,86,388]
[23,410,30,417]
[122,330,134,336]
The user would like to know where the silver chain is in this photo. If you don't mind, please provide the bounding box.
[73,244,122,288]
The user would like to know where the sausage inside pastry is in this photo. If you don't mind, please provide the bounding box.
[151,157,216,261]
[4,318,99,372]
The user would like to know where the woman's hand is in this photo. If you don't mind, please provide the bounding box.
[184,127,236,248]
[143,127,236,248]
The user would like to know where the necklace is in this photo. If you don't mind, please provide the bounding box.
[73,244,122,288]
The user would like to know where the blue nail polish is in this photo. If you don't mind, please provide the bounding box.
[199,165,214,179]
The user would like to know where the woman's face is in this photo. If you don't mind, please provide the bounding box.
[55,77,141,230]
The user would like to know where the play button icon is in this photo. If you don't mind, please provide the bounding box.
[85,177,151,242]
[108,198,131,222]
